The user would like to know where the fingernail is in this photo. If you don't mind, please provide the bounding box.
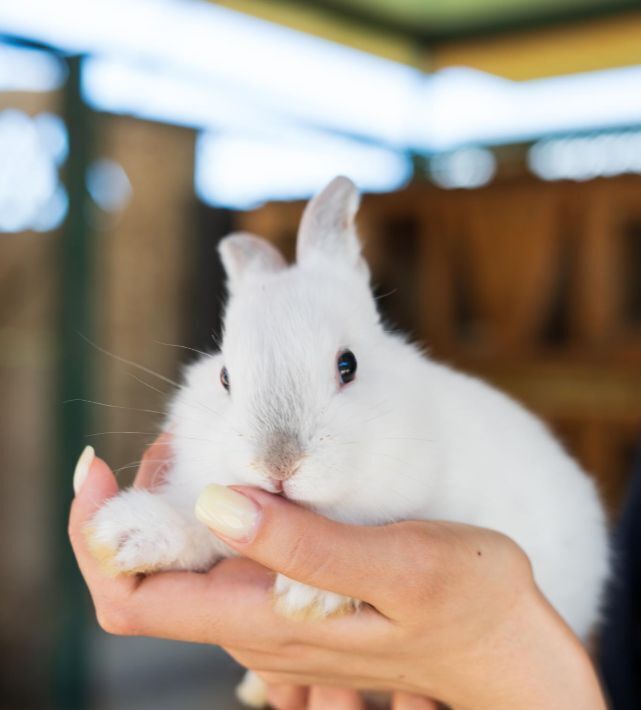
[195,484,260,541]
[73,445,95,495]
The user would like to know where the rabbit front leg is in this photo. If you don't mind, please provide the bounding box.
[272,574,360,620]
[86,488,223,575]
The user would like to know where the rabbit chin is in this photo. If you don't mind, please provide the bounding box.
[256,463,353,510]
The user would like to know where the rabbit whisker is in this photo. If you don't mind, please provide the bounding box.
[79,334,183,388]
[153,340,209,357]
[84,431,217,445]
[80,334,221,419]
[126,372,171,398]
[64,397,206,428]
[64,398,167,418]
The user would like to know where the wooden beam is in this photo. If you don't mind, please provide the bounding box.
[433,11,641,79]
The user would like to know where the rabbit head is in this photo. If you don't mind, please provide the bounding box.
[172,177,431,520]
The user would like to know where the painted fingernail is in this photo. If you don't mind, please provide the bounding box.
[73,445,95,495]
[195,484,260,541]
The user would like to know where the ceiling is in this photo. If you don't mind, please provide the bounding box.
[289,0,639,42]
[217,0,641,79]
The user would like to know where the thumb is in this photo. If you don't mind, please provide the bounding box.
[68,446,125,585]
[194,484,412,608]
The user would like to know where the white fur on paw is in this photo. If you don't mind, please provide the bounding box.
[272,574,359,620]
[236,670,268,708]
[86,489,190,575]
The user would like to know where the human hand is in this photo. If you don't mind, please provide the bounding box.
[69,442,606,710]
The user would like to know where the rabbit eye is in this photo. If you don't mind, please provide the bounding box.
[220,366,230,392]
[337,350,357,385]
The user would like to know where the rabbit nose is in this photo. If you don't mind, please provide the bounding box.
[260,430,302,482]
[266,462,299,482]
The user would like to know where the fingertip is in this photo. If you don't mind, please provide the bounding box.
[230,485,290,511]
[71,451,119,517]
[88,455,120,497]
[265,681,308,709]
[195,484,262,543]
[69,452,122,578]
[134,432,174,489]
[73,445,95,495]
[308,686,364,710]
[392,692,440,710]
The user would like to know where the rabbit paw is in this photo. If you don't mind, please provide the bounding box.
[236,670,268,708]
[85,489,193,575]
[272,574,359,620]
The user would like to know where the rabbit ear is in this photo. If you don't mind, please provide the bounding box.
[296,176,365,273]
[218,233,286,293]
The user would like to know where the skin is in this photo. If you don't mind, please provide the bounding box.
[68,437,607,710]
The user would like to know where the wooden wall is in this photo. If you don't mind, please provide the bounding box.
[0,105,199,705]
[93,115,198,475]
[234,175,641,518]
[0,89,62,706]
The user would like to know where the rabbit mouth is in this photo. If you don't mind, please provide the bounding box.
[268,474,298,498]
[270,479,286,494]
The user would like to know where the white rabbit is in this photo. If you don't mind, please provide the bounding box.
[88,176,609,706]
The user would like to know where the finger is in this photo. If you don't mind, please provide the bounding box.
[264,682,309,710]
[194,484,434,611]
[126,557,285,643]
[134,432,173,489]
[260,673,368,693]
[70,458,388,651]
[392,691,440,710]
[80,549,378,649]
[69,449,136,595]
[308,686,365,710]
[68,450,284,645]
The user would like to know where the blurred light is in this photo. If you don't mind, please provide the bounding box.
[87,159,132,212]
[3,1,641,155]
[32,185,68,232]
[195,131,411,208]
[529,131,641,181]
[413,69,513,152]
[0,43,66,92]
[412,66,641,151]
[33,112,68,165]
[87,57,411,207]
[1,0,420,147]
[0,109,67,232]
[412,66,641,152]
[429,147,496,189]
[4,0,641,213]
[83,56,272,133]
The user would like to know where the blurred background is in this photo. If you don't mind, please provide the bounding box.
[2,0,641,708]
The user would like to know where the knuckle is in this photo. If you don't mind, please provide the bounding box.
[69,517,95,551]
[94,600,137,636]
[264,684,307,710]
[390,522,444,604]
[278,639,308,657]
[259,671,290,686]
[68,519,84,547]
[496,531,534,581]
[282,529,326,583]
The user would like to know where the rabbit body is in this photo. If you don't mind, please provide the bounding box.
[88,177,609,653]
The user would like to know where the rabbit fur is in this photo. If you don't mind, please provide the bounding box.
[88,176,610,705]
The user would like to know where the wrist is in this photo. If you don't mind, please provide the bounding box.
[509,589,606,710]
[484,588,605,710]
[434,585,606,710]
